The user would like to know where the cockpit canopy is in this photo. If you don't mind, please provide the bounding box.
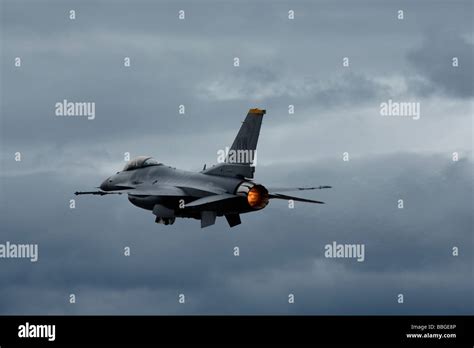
[123,156,162,171]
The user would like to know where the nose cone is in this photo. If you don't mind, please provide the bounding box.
[100,177,112,191]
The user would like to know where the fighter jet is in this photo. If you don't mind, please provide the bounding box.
[75,108,331,228]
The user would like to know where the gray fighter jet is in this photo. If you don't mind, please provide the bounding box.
[75,108,331,228]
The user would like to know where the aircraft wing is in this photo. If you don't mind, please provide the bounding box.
[128,186,187,196]
[75,183,226,197]
[75,185,187,197]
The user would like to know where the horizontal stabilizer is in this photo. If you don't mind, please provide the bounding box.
[267,185,332,193]
[269,193,325,204]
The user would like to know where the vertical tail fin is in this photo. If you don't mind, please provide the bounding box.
[226,108,266,165]
[202,108,266,179]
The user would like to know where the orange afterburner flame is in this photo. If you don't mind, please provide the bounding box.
[247,185,269,209]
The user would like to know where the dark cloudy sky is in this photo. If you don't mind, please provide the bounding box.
[0,0,472,314]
